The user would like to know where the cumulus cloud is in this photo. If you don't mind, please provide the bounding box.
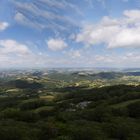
[0,39,38,67]
[76,9,140,48]
[69,50,81,58]
[14,12,25,22]
[0,22,9,31]
[0,39,50,68]
[47,38,68,51]
[0,39,31,55]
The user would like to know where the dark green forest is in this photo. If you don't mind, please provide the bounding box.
[0,83,140,140]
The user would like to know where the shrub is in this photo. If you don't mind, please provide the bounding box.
[127,101,140,118]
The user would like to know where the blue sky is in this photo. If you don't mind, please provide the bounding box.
[0,0,140,68]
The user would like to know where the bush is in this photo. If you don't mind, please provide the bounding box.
[19,99,46,110]
[38,122,59,140]
[82,106,112,122]
[0,108,20,120]
[18,111,39,122]
[127,101,140,118]
[0,108,39,122]
[68,123,106,140]
[0,120,40,140]
[12,79,43,90]
[103,118,139,140]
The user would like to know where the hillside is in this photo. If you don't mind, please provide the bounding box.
[0,82,139,140]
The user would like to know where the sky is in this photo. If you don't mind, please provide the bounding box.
[0,0,140,68]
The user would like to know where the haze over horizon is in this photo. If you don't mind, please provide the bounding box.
[0,0,140,68]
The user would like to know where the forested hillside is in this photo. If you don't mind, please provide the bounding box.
[0,83,139,140]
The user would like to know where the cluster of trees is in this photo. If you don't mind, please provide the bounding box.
[0,85,139,140]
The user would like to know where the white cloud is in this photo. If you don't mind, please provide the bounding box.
[0,39,31,55]
[47,38,68,51]
[14,12,25,22]
[108,28,140,48]
[40,0,83,16]
[0,39,37,67]
[12,1,80,31]
[0,39,139,67]
[14,12,45,30]
[123,10,140,25]
[63,49,81,58]
[71,50,81,58]
[97,51,139,67]
[76,9,140,49]
[0,39,50,68]
[0,22,9,31]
